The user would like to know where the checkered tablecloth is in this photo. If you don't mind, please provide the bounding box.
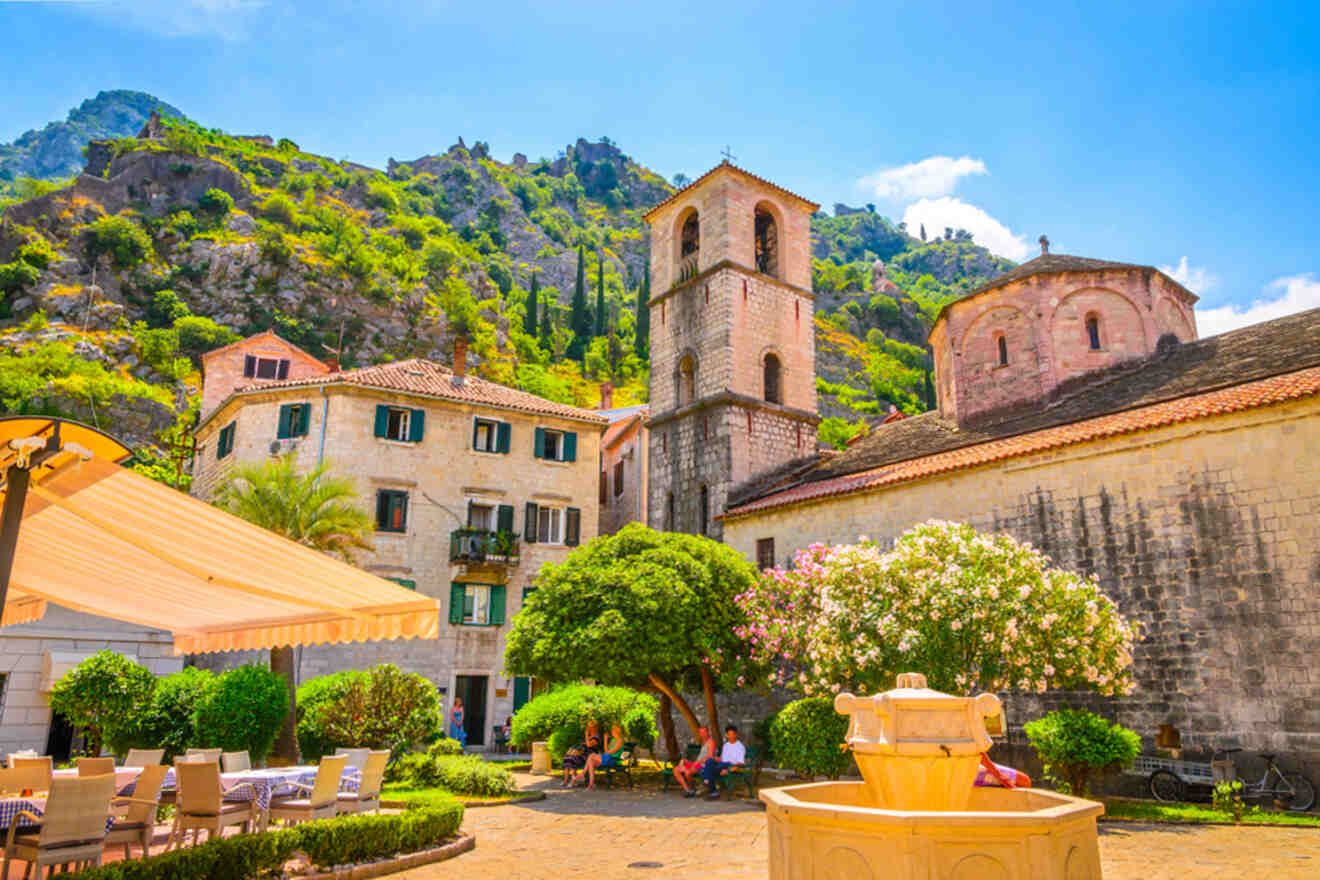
[0,797,115,832]
[159,765,361,812]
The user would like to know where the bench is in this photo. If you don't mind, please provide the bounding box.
[716,746,759,798]
[595,741,638,789]
[660,744,702,792]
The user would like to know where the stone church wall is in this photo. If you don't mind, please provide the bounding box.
[723,396,1320,779]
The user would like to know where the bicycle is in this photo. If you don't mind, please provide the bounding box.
[1148,747,1316,811]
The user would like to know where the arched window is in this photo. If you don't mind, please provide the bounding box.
[680,213,700,258]
[665,493,675,531]
[997,335,1008,366]
[677,354,696,405]
[1086,315,1102,350]
[699,485,709,536]
[754,205,778,277]
[763,353,782,404]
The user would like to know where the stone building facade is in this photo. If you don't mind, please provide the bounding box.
[720,229,1320,782]
[192,340,604,748]
[643,163,820,540]
[598,400,649,536]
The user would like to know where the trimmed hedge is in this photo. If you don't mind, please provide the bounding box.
[390,752,515,797]
[769,697,851,780]
[66,804,464,878]
[509,684,657,753]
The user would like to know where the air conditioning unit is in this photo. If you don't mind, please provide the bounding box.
[269,439,299,455]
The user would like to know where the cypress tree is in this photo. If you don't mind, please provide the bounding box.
[594,252,606,337]
[539,293,553,355]
[567,245,588,360]
[634,261,650,357]
[523,272,539,336]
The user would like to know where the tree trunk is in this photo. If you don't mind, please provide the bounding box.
[701,665,720,734]
[647,673,702,740]
[658,694,679,762]
[270,646,300,764]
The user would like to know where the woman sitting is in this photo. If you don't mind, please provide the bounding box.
[673,726,714,797]
[561,719,600,787]
[581,724,625,790]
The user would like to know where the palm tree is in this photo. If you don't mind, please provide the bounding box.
[214,455,375,762]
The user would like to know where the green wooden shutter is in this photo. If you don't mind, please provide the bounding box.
[497,504,514,533]
[490,585,506,626]
[565,507,581,546]
[448,583,465,624]
[409,408,425,442]
[533,427,546,459]
[391,579,416,590]
[296,403,311,436]
[524,502,538,543]
[512,676,531,711]
[374,405,389,438]
[496,422,511,454]
[277,404,293,439]
[564,432,577,462]
[472,420,481,450]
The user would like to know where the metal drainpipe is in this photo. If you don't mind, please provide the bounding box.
[316,384,329,467]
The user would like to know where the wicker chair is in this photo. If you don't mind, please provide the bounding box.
[123,749,165,768]
[336,750,388,815]
[0,765,50,796]
[220,751,251,773]
[8,756,52,790]
[4,750,37,768]
[268,754,347,826]
[333,748,370,770]
[77,757,116,777]
[181,749,222,764]
[1,773,116,879]
[166,761,258,849]
[104,764,169,860]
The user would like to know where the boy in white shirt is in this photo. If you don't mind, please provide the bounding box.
[702,725,747,799]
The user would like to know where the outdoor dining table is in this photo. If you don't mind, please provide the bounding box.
[0,795,116,832]
[51,765,144,794]
[158,764,360,823]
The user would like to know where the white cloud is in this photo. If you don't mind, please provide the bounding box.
[860,156,988,201]
[901,197,1032,262]
[1196,274,1320,338]
[1159,256,1217,295]
[75,0,269,40]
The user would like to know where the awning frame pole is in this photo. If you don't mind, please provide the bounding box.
[0,422,60,622]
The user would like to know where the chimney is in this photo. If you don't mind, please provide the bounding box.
[599,382,614,410]
[452,336,467,383]
[1039,234,1050,256]
[324,356,340,373]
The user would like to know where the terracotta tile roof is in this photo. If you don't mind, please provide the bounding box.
[217,359,608,425]
[199,329,328,368]
[724,363,1320,520]
[601,406,648,449]
[642,160,820,222]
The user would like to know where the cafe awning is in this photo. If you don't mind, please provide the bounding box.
[0,418,439,654]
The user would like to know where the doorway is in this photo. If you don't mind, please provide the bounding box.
[455,675,487,747]
[44,711,75,761]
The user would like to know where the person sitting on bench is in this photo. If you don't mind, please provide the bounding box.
[674,726,715,797]
[581,724,624,790]
[702,725,747,799]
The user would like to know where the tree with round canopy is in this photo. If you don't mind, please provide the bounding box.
[503,523,764,755]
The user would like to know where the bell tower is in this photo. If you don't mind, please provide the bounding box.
[644,162,820,540]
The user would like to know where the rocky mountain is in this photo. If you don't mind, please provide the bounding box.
[0,100,1014,476]
[0,90,183,182]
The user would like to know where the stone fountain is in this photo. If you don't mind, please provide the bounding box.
[759,673,1103,880]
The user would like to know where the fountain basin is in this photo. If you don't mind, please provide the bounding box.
[760,780,1103,880]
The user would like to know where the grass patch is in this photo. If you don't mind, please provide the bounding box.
[382,783,533,806]
[1101,797,1320,826]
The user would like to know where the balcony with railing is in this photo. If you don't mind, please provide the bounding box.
[449,528,521,566]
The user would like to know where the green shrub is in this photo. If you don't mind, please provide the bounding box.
[427,737,463,758]
[85,215,153,268]
[15,237,57,270]
[197,187,234,216]
[296,669,368,761]
[132,324,184,377]
[168,210,199,239]
[48,650,156,757]
[294,804,464,869]
[426,755,515,797]
[192,664,288,762]
[68,826,298,880]
[1024,708,1141,796]
[508,684,658,752]
[128,667,216,761]
[258,192,298,226]
[1214,779,1245,821]
[148,289,191,327]
[0,260,40,295]
[769,697,850,779]
[300,664,442,759]
[174,315,238,361]
[365,180,401,213]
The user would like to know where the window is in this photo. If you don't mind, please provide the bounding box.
[699,485,709,536]
[374,405,425,442]
[997,335,1008,367]
[754,205,778,277]
[376,489,408,533]
[0,672,7,719]
[523,503,581,545]
[534,428,577,462]
[216,422,236,459]
[1086,315,1103,350]
[763,354,782,404]
[467,502,494,531]
[538,507,563,544]
[678,355,696,405]
[448,582,507,626]
[277,402,311,439]
[665,493,675,531]
[613,461,624,497]
[756,538,776,571]
[244,356,290,380]
[473,418,510,453]
[680,211,699,259]
[599,471,608,505]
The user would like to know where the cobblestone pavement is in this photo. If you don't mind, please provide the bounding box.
[402,774,1320,880]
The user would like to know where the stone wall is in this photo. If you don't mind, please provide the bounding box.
[600,417,647,536]
[723,396,1320,778]
[199,332,328,419]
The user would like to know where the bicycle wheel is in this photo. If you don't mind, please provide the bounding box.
[1270,772,1317,812]
[1149,770,1184,802]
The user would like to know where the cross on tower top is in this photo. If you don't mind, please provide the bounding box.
[720,145,737,164]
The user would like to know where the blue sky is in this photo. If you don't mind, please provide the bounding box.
[2,0,1317,334]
